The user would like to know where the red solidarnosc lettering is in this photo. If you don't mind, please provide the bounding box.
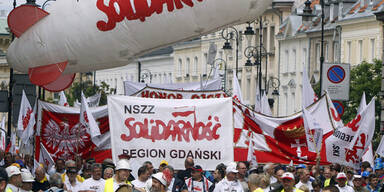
[345,133,366,164]
[22,108,33,129]
[96,0,204,31]
[345,115,361,132]
[121,109,221,143]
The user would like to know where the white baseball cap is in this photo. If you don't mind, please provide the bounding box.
[152,172,167,187]
[21,171,34,182]
[226,165,239,174]
[337,172,347,179]
[6,166,21,177]
[281,172,294,180]
[115,159,132,171]
[353,175,362,180]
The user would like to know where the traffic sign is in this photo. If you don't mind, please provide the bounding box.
[332,100,345,116]
[322,63,350,101]
[327,65,345,84]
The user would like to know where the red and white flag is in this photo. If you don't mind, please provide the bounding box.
[254,84,261,113]
[80,92,101,145]
[362,143,373,168]
[376,136,384,157]
[6,132,16,154]
[261,92,272,116]
[58,91,69,106]
[302,66,317,108]
[39,143,55,171]
[19,99,37,155]
[17,90,35,137]
[232,73,243,103]
[0,116,6,151]
[302,107,323,153]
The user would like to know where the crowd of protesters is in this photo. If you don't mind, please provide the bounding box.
[0,151,383,192]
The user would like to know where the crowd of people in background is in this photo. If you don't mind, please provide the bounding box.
[0,151,383,192]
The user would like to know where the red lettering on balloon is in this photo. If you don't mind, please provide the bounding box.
[96,0,204,31]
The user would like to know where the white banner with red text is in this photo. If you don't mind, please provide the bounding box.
[108,96,233,171]
[132,87,227,99]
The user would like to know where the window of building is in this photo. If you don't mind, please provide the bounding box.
[371,39,375,62]
[303,48,307,67]
[291,92,296,113]
[186,58,191,75]
[358,40,363,62]
[284,93,288,115]
[333,42,339,62]
[325,43,329,62]
[247,78,251,101]
[193,57,198,75]
[270,26,275,52]
[285,50,289,73]
[178,59,182,76]
[347,41,352,63]
[203,53,208,75]
[292,49,297,72]
[315,43,320,70]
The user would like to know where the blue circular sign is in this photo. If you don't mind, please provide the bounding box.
[332,101,344,116]
[327,65,345,84]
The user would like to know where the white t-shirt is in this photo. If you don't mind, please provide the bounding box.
[213,178,244,192]
[79,178,105,192]
[132,179,147,189]
[295,180,313,191]
[336,185,354,192]
[64,179,82,192]
[184,177,213,192]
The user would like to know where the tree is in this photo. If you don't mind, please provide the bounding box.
[66,80,115,106]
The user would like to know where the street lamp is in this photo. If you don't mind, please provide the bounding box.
[298,0,323,97]
[221,27,239,76]
[266,77,280,108]
[141,69,152,83]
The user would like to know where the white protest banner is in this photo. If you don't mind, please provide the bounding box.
[108,96,233,171]
[132,87,227,99]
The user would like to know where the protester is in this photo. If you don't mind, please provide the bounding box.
[104,167,114,180]
[5,166,22,192]
[295,169,312,191]
[64,166,82,191]
[132,166,151,189]
[247,174,259,192]
[33,165,50,191]
[20,170,34,192]
[46,173,64,192]
[177,158,194,182]
[264,164,277,184]
[280,172,303,192]
[49,158,66,176]
[79,163,105,192]
[103,159,132,191]
[143,161,155,175]
[152,172,169,192]
[237,162,249,192]
[62,160,84,184]
[0,168,7,192]
[366,173,381,192]
[81,163,92,180]
[335,173,353,192]
[322,186,340,192]
[210,164,226,192]
[257,174,271,192]
[182,165,212,192]
[213,163,243,192]
[270,169,284,192]
[4,153,14,168]
[352,175,369,192]
[323,167,334,187]
[311,179,322,192]
[158,160,168,173]
[163,166,179,192]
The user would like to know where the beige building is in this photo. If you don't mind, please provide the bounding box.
[173,1,300,115]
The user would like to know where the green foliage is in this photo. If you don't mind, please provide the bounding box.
[66,80,115,106]
[340,60,382,149]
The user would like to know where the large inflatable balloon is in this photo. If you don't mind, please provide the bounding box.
[7,0,271,91]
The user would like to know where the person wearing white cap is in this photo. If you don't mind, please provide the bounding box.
[5,166,22,192]
[335,173,354,192]
[213,163,243,192]
[352,175,369,192]
[280,172,303,192]
[152,172,169,192]
[102,159,132,192]
[20,170,34,192]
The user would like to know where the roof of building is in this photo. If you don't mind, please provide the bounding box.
[0,18,8,35]
[340,0,384,21]
[140,46,173,58]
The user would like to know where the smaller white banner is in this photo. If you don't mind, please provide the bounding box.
[132,87,227,99]
[108,96,233,171]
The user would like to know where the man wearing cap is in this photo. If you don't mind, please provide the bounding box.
[335,173,354,192]
[152,172,170,192]
[103,159,132,192]
[5,166,22,192]
[62,160,84,184]
[280,172,303,192]
[79,163,105,192]
[158,161,168,173]
[20,170,34,192]
[353,175,369,192]
[295,169,312,192]
[64,166,83,192]
[182,165,212,192]
[213,164,243,192]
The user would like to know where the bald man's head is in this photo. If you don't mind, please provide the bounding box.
[185,158,194,169]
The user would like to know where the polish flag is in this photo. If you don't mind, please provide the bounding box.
[17,90,35,137]
[58,91,69,106]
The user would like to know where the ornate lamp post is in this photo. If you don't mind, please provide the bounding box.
[221,27,239,76]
